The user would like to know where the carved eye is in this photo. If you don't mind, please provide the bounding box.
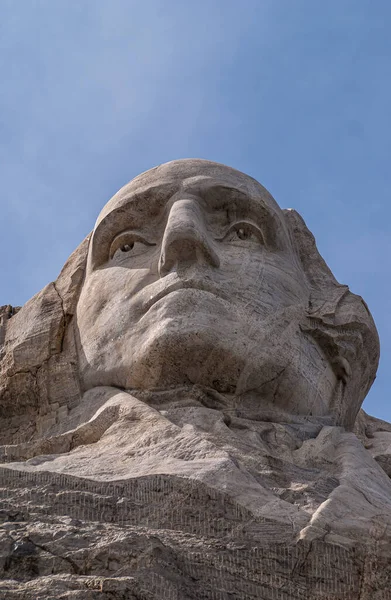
[221,222,264,245]
[109,231,155,261]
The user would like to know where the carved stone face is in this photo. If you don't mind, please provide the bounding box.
[76,159,338,417]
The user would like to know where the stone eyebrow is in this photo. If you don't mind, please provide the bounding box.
[191,181,277,218]
[183,181,252,204]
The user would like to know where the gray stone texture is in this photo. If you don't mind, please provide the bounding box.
[0,160,389,598]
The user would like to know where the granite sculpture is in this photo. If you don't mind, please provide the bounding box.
[0,160,390,598]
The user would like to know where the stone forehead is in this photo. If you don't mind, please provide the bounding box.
[95,159,281,229]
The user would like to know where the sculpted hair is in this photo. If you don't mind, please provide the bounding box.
[283,209,380,430]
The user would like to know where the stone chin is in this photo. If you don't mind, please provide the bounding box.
[76,287,243,392]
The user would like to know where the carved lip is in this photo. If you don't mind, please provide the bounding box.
[143,280,227,312]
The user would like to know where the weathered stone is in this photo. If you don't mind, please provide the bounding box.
[0,238,88,444]
[0,159,389,598]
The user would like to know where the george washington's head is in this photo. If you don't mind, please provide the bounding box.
[72,159,379,429]
[0,160,379,443]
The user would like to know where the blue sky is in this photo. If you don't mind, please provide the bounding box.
[1,1,390,420]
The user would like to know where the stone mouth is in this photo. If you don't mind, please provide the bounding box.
[142,279,227,312]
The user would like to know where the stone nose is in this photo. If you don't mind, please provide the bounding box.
[159,199,220,276]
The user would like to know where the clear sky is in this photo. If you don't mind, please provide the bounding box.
[1,1,390,420]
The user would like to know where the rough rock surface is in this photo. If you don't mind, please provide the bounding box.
[0,459,390,599]
[0,159,390,598]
